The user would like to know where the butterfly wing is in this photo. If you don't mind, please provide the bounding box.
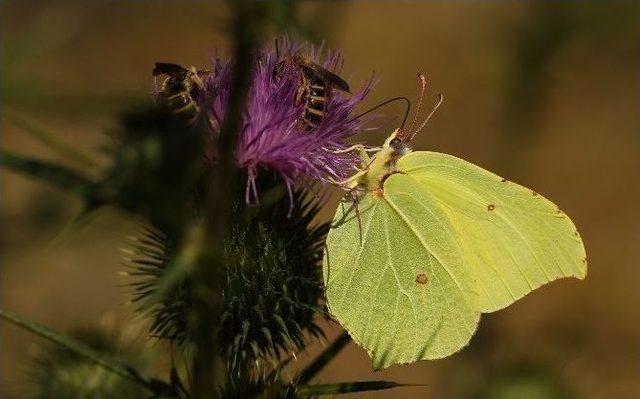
[396,151,587,312]
[323,150,586,369]
[324,187,481,369]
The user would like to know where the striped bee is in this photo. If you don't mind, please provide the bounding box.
[274,55,350,132]
[152,62,207,126]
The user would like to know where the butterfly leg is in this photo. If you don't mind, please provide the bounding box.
[325,144,380,154]
[327,168,369,190]
[324,144,378,171]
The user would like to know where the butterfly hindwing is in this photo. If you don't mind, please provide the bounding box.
[325,180,480,369]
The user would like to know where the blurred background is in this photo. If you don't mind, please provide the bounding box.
[1,1,638,398]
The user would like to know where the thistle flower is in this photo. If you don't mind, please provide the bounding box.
[199,38,373,202]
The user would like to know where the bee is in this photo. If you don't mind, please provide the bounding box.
[274,55,350,132]
[152,62,207,126]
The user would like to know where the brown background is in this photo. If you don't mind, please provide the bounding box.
[1,2,638,398]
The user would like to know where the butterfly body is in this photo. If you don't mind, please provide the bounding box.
[355,129,413,192]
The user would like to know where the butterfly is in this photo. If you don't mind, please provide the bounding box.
[322,74,587,369]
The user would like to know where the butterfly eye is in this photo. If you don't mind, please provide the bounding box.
[389,138,405,150]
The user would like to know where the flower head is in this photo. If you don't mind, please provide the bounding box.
[199,38,373,202]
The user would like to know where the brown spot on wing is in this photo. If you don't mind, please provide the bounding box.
[501,178,507,183]
[487,204,496,211]
[415,273,428,285]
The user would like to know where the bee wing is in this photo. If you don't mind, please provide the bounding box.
[301,64,351,93]
[153,62,188,77]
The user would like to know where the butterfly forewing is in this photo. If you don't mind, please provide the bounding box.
[396,151,587,312]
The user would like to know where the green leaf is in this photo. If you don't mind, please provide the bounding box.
[323,151,587,369]
[4,108,98,169]
[296,381,409,397]
[0,150,97,200]
[0,309,163,393]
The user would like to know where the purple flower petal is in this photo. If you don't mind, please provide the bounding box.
[199,39,374,202]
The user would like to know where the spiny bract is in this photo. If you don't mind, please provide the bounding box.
[127,178,328,373]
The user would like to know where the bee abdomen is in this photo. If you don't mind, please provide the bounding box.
[163,92,199,122]
[153,64,205,127]
[299,78,329,132]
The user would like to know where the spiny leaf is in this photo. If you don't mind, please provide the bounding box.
[296,381,412,397]
[0,150,98,201]
[0,309,166,394]
[4,108,98,168]
[28,327,149,399]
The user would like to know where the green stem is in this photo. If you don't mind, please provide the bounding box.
[190,2,268,397]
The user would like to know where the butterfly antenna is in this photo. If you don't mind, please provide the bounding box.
[408,92,444,142]
[405,73,428,135]
[348,96,411,125]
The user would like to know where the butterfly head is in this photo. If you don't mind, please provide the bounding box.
[375,74,443,166]
[342,74,443,193]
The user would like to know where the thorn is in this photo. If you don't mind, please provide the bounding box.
[119,248,135,255]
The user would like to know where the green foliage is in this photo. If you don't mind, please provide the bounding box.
[28,327,148,399]
[219,368,297,399]
[0,309,155,388]
[0,105,206,238]
[100,105,206,234]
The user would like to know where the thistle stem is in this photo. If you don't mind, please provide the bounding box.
[190,2,267,397]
